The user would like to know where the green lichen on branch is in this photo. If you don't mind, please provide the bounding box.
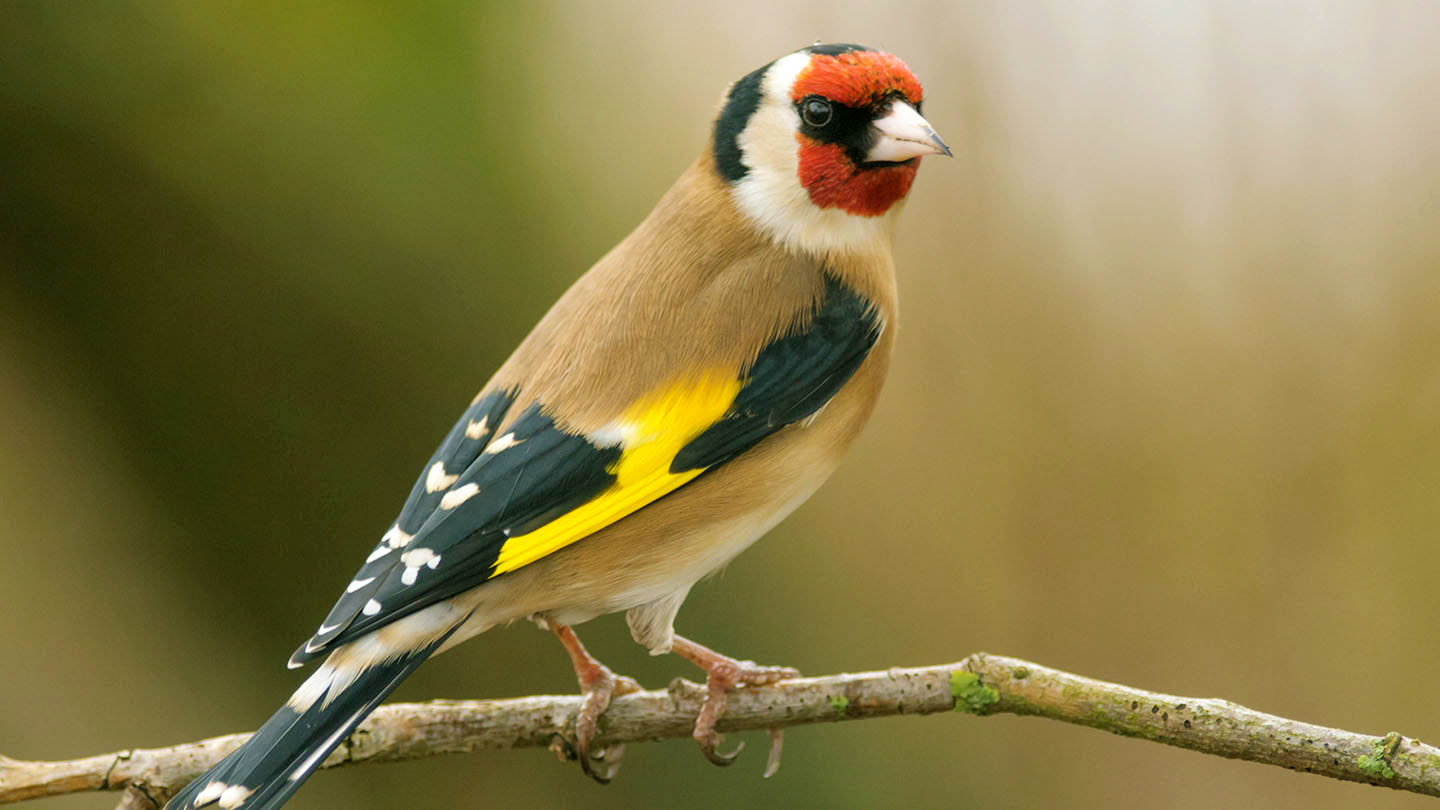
[1357,732,1402,780]
[828,696,849,715]
[950,670,999,714]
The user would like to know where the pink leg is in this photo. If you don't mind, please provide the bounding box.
[552,623,641,783]
[670,635,799,776]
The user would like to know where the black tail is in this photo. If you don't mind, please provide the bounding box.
[165,637,448,810]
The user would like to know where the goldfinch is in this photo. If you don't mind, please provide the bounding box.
[167,42,948,810]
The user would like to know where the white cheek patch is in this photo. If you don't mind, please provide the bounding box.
[729,49,904,257]
[733,173,901,257]
[736,53,807,217]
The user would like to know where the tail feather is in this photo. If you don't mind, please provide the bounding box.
[165,632,452,810]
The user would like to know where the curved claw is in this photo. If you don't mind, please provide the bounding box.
[669,636,800,775]
[762,729,784,778]
[697,736,745,767]
[574,676,641,784]
[578,742,626,784]
[550,623,642,784]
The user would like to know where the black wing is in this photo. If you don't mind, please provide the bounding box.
[289,394,622,665]
[672,274,882,472]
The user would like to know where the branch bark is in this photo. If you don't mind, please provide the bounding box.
[2,653,1435,808]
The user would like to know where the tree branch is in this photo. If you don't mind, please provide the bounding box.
[2,653,1435,808]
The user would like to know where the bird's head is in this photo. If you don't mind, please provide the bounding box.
[714,43,949,256]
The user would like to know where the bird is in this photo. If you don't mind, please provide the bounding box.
[165,41,949,810]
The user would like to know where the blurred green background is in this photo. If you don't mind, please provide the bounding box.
[3,2,1438,808]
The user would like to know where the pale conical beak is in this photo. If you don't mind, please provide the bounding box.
[866,100,952,163]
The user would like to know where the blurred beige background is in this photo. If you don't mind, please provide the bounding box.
[3,2,1438,808]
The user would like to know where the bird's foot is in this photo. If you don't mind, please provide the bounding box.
[550,621,641,784]
[575,664,641,783]
[671,635,799,775]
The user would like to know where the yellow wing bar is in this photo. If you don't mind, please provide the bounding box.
[489,370,741,576]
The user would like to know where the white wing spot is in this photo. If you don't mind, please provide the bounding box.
[382,524,415,549]
[345,576,376,593]
[399,548,440,586]
[307,622,342,651]
[217,784,254,809]
[483,432,522,454]
[440,482,479,510]
[400,547,438,568]
[588,421,632,448]
[424,462,459,493]
[195,781,227,805]
[362,599,381,616]
[464,415,490,439]
[366,545,392,563]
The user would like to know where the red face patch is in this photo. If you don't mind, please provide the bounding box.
[790,51,924,109]
[797,140,919,216]
[791,50,926,216]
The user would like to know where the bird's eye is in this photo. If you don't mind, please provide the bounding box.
[801,97,833,128]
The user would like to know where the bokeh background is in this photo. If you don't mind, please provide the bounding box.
[3,2,1438,808]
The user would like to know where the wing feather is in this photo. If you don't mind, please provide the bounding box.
[672,275,881,471]
[291,274,879,665]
